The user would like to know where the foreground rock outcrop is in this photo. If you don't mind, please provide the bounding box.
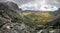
[0,2,36,33]
[0,2,22,26]
[0,23,36,33]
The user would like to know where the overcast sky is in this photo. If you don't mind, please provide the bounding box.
[0,0,60,6]
[0,0,33,5]
[0,0,60,11]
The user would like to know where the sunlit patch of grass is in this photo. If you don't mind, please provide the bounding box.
[23,12,54,28]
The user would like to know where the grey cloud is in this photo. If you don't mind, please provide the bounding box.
[0,0,60,8]
[0,0,33,6]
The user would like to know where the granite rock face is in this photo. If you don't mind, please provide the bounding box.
[0,2,36,33]
[0,2,22,26]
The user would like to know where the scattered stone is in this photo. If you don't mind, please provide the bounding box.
[0,23,36,33]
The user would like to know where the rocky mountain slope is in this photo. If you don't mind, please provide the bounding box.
[0,2,36,33]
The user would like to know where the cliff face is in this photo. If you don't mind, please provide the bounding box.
[0,2,22,24]
[0,2,36,33]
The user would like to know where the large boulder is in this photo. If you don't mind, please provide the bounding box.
[0,2,23,27]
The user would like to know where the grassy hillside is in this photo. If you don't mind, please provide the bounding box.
[23,12,54,28]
